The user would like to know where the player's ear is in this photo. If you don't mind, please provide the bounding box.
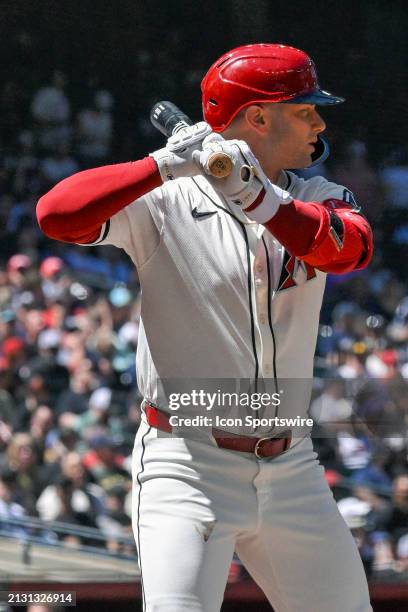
[244,105,268,134]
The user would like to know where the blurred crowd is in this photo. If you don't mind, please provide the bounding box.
[0,68,407,581]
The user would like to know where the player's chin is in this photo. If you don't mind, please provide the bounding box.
[290,152,313,170]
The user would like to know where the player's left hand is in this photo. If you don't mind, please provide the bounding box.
[199,136,293,222]
[151,121,212,182]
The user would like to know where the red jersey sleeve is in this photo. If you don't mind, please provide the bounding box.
[36,157,162,243]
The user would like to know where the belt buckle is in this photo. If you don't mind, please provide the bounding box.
[254,431,291,459]
[254,435,276,459]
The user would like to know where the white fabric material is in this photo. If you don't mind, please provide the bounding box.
[200,137,265,206]
[88,171,348,433]
[200,137,292,219]
[132,419,372,612]
[245,183,292,223]
[151,122,212,182]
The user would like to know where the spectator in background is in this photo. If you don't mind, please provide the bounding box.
[6,257,44,316]
[1,336,26,374]
[36,451,103,524]
[13,368,53,432]
[7,253,34,294]
[82,433,131,493]
[108,285,133,332]
[322,301,363,359]
[337,497,375,577]
[331,139,385,226]
[40,143,79,188]
[310,378,353,425]
[98,484,133,554]
[55,360,96,416]
[46,425,80,464]
[336,425,373,473]
[335,344,368,380]
[0,468,27,538]
[0,371,15,450]
[381,475,408,557]
[1,433,45,514]
[29,405,59,473]
[379,148,408,276]
[18,304,46,350]
[387,295,408,347]
[350,448,393,494]
[76,90,114,168]
[39,256,70,305]
[380,147,408,210]
[69,386,112,437]
[375,274,406,319]
[396,534,408,572]
[30,70,71,153]
[11,130,43,200]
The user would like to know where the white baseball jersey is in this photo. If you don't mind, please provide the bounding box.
[87,171,350,433]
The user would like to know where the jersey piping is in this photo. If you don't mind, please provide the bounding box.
[136,424,151,612]
[192,177,259,382]
[262,235,279,402]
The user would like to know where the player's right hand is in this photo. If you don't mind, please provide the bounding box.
[150,122,212,182]
[199,136,265,207]
[198,135,293,222]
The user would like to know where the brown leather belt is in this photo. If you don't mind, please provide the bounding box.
[144,403,292,460]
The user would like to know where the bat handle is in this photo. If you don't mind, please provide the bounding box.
[207,152,233,178]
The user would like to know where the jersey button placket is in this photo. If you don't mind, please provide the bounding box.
[254,250,270,389]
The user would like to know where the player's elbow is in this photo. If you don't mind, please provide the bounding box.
[36,193,63,239]
[350,225,374,271]
[36,188,81,242]
[308,222,373,274]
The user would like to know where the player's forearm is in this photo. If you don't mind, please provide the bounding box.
[262,198,373,274]
[36,157,162,243]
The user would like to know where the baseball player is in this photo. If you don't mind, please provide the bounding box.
[37,44,373,611]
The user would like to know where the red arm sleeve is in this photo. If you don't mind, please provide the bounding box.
[36,157,162,243]
[263,198,373,274]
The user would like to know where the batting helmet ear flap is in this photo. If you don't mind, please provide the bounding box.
[309,136,330,167]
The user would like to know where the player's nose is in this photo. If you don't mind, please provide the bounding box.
[312,110,326,134]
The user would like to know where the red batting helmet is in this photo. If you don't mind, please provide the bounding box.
[201,43,344,132]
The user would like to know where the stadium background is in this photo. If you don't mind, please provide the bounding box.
[0,1,407,610]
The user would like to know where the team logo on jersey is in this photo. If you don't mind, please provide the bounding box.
[277,250,316,292]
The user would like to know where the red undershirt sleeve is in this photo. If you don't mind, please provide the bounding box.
[36,157,162,243]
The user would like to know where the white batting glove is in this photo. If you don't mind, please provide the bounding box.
[199,136,293,223]
[151,122,212,182]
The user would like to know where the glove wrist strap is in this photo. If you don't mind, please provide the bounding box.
[244,185,292,224]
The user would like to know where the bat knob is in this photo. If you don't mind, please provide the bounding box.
[207,152,233,178]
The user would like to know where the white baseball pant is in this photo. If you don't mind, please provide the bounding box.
[131,417,372,612]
